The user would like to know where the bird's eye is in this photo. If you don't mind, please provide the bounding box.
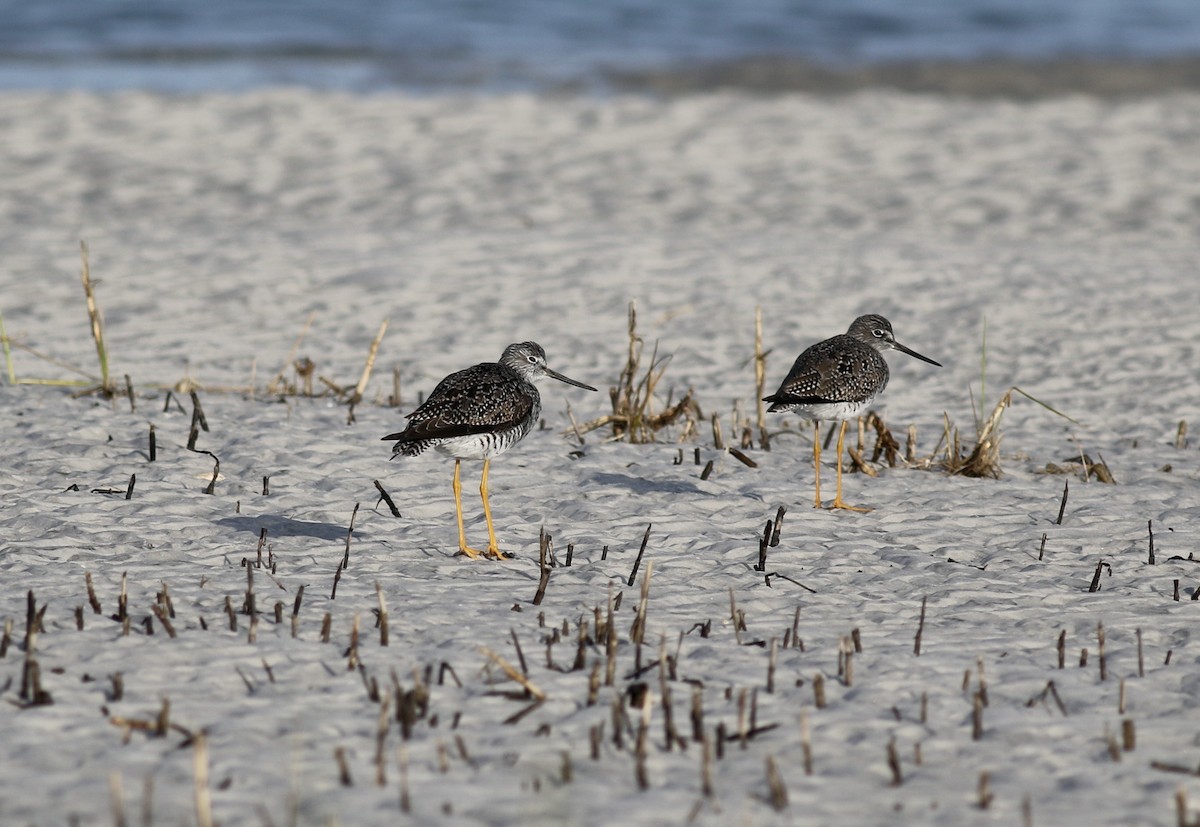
[527,355,538,363]
[873,329,885,338]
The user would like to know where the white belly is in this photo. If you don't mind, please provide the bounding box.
[432,425,529,460]
[788,398,874,422]
[434,436,499,460]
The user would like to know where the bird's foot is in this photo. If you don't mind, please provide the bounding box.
[485,545,511,561]
[457,543,490,559]
[457,543,510,560]
[827,498,873,513]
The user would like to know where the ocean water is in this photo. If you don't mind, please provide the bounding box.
[0,0,1199,92]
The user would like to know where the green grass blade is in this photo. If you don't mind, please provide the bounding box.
[1013,386,1081,425]
[979,316,987,427]
[0,305,16,385]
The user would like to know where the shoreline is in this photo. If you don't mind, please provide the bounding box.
[604,54,1200,98]
[2,53,1200,98]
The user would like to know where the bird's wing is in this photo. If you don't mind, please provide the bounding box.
[763,364,827,408]
[383,364,534,443]
[763,342,830,408]
[764,339,885,407]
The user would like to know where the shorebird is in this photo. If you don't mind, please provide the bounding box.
[764,314,941,512]
[383,341,597,559]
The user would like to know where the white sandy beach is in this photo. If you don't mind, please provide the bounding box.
[1,88,1199,826]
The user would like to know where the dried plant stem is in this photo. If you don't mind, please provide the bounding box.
[943,385,1078,478]
[634,687,651,789]
[109,772,128,827]
[627,524,652,587]
[978,772,994,809]
[1137,628,1145,677]
[79,241,115,396]
[347,319,388,423]
[914,596,927,656]
[972,690,985,739]
[193,734,214,827]
[397,744,411,813]
[800,710,813,775]
[629,561,654,646]
[573,301,698,443]
[480,647,546,700]
[533,527,552,605]
[957,389,1011,477]
[700,732,714,797]
[376,581,389,647]
[1122,719,1136,751]
[754,307,768,446]
[765,755,788,810]
[268,312,316,393]
[887,738,903,785]
[372,479,401,518]
[1098,622,1108,681]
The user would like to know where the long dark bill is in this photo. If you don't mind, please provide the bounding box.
[546,368,598,391]
[893,342,942,367]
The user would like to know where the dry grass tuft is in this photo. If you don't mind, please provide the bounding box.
[4,243,397,413]
[261,314,392,412]
[941,388,1013,478]
[938,386,1079,478]
[79,241,116,397]
[573,302,701,443]
[1,241,117,393]
[934,322,1079,478]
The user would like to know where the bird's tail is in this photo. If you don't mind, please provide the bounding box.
[382,433,430,458]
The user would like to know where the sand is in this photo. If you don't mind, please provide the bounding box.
[1,87,1198,826]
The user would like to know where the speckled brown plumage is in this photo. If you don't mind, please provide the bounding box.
[381,341,597,559]
[387,358,538,459]
[764,314,941,511]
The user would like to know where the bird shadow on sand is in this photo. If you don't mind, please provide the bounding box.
[216,515,360,542]
[586,471,705,496]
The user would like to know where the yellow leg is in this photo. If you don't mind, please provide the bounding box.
[479,459,505,560]
[830,421,871,513]
[452,459,487,558]
[811,420,823,509]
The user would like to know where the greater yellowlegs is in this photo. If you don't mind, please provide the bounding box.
[764,314,941,512]
[383,341,597,559]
